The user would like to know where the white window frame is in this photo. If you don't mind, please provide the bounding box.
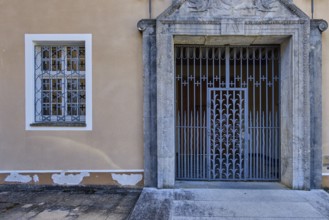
[25,34,92,131]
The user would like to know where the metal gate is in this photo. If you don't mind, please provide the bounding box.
[175,45,280,181]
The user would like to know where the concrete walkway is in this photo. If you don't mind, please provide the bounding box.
[130,185,329,219]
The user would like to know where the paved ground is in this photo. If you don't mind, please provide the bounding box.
[130,183,329,220]
[1,184,329,220]
[0,186,141,220]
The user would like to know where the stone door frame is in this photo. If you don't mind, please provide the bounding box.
[138,1,328,190]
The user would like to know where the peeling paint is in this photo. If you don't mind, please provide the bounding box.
[5,173,32,183]
[112,174,143,186]
[51,172,90,185]
[33,175,39,183]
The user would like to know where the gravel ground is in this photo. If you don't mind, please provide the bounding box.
[0,185,141,220]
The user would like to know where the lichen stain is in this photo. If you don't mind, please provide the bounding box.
[51,172,90,185]
[112,173,143,186]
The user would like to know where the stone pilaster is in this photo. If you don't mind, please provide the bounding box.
[310,19,328,188]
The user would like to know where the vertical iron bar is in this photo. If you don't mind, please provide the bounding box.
[262,111,265,179]
[257,49,261,179]
[226,47,230,88]
[225,91,230,178]
[187,48,190,178]
[175,48,179,178]
[200,47,204,179]
[255,111,259,179]
[234,48,236,87]
[244,90,249,180]
[177,112,181,178]
[180,47,184,178]
[278,49,281,180]
[271,48,275,180]
[219,90,223,179]
[203,111,206,179]
[249,112,253,179]
[190,112,193,178]
[219,48,222,87]
[35,46,38,122]
[246,48,252,179]
[193,48,196,178]
[206,47,209,179]
[269,111,272,178]
[212,48,215,88]
[240,48,243,88]
[232,90,236,179]
[180,47,186,178]
[264,48,269,179]
[207,90,211,179]
[274,112,278,177]
[199,47,202,179]
[184,111,187,178]
[196,112,199,179]
[253,49,258,179]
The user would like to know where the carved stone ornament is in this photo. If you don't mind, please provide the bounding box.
[318,20,329,32]
[187,0,277,13]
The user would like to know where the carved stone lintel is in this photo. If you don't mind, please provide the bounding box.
[137,19,156,32]
[311,19,328,32]
[187,0,280,13]
[159,0,309,20]
[221,19,245,35]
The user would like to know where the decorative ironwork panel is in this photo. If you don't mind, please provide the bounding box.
[175,45,280,181]
[207,89,248,180]
[34,45,86,123]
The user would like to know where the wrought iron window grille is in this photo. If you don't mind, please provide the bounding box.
[31,45,86,126]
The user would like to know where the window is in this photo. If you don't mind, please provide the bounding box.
[35,46,86,124]
[25,34,92,130]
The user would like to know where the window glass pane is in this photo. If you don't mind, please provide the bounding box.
[72,91,78,103]
[43,50,49,58]
[41,47,50,71]
[42,104,50,116]
[79,91,86,103]
[52,104,62,116]
[42,92,50,103]
[79,47,85,71]
[72,49,78,58]
[42,79,50,90]
[79,104,86,115]
[79,47,85,59]
[42,61,50,71]
[79,79,85,90]
[67,47,72,71]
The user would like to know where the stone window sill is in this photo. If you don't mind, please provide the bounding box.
[30,122,87,127]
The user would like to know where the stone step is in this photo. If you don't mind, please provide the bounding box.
[172,199,325,219]
[174,189,306,202]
